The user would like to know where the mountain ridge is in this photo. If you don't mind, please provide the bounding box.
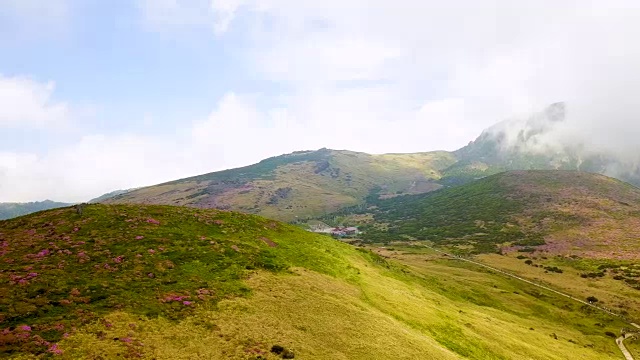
[0,200,73,221]
[99,103,640,221]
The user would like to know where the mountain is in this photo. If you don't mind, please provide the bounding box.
[100,103,640,221]
[444,102,640,186]
[0,200,73,220]
[103,149,456,221]
[343,170,640,259]
[0,204,627,359]
[88,188,138,204]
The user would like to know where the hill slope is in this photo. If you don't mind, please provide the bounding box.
[104,149,456,221]
[347,170,640,259]
[0,201,73,221]
[0,204,627,359]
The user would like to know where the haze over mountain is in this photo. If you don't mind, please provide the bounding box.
[0,200,72,220]
[101,102,640,222]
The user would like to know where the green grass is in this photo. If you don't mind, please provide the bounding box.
[0,205,630,359]
[0,204,356,355]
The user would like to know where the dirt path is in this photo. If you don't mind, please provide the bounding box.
[423,246,638,360]
[617,333,636,360]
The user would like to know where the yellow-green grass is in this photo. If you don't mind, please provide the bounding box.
[476,253,640,320]
[627,337,640,358]
[29,252,627,359]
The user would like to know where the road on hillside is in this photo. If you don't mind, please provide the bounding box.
[422,246,639,360]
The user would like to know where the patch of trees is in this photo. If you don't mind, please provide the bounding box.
[580,272,605,278]
[543,266,563,273]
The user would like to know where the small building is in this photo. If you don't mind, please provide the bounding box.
[330,226,359,237]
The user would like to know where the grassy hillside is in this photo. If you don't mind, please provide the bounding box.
[0,201,73,221]
[0,204,628,359]
[345,170,640,258]
[103,149,456,221]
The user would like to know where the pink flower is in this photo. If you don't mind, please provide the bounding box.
[36,249,50,257]
[48,343,63,355]
[135,236,144,240]
[147,218,160,225]
[183,301,192,306]
[63,333,70,338]
[113,256,124,263]
[18,279,28,285]
[27,272,38,278]
[121,337,133,343]
[148,249,155,254]
[19,325,31,332]
[73,227,79,232]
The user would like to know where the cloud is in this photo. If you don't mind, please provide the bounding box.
[137,0,245,34]
[0,75,71,129]
[0,0,70,38]
[7,1,640,202]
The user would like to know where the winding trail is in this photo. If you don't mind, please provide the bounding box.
[423,246,639,360]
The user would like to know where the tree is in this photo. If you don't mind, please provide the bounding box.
[524,259,533,265]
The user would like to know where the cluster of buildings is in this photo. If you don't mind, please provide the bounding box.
[308,224,360,238]
[329,226,359,237]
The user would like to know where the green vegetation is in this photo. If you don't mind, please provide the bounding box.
[0,204,356,356]
[332,170,640,257]
[0,205,631,359]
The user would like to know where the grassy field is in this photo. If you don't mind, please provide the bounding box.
[475,252,640,320]
[0,205,630,359]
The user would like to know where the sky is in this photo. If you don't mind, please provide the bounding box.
[1,0,640,202]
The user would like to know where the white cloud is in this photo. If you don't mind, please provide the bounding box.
[137,0,245,35]
[6,0,640,202]
[0,75,70,129]
[210,0,246,34]
[0,0,70,37]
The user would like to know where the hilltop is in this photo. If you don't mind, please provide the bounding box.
[103,149,455,221]
[344,170,640,259]
[0,204,628,359]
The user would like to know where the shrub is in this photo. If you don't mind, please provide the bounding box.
[524,260,533,265]
[605,331,617,338]
[282,350,295,359]
[271,345,285,355]
[586,296,599,303]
